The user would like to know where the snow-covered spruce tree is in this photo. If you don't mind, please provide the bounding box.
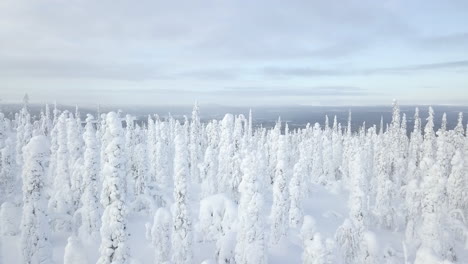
[67,112,84,213]
[247,109,253,140]
[358,125,373,209]
[218,114,235,197]
[235,150,267,264]
[230,115,246,202]
[444,148,468,252]
[40,103,52,137]
[373,134,395,229]
[97,112,129,264]
[404,108,423,243]
[0,200,20,236]
[368,124,380,203]
[359,231,379,264]
[302,233,333,264]
[405,107,423,184]
[133,127,150,198]
[446,150,466,215]
[348,140,369,228]
[289,143,307,228]
[155,120,171,188]
[434,114,458,260]
[445,149,467,245]
[47,109,59,194]
[418,107,448,260]
[199,138,218,199]
[420,107,436,169]
[52,101,59,126]
[20,135,54,264]
[22,113,33,159]
[98,112,108,171]
[311,123,324,184]
[301,216,332,264]
[322,116,335,183]
[387,100,405,205]
[335,218,360,264]
[76,114,101,241]
[257,129,273,197]
[125,114,137,201]
[340,111,353,186]
[166,118,176,182]
[0,137,16,201]
[39,110,47,135]
[189,102,202,183]
[396,112,409,195]
[16,94,31,165]
[335,219,378,264]
[435,113,452,181]
[332,116,343,180]
[465,123,468,218]
[198,194,237,263]
[0,112,6,149]
[151,207,172,264]
[270,134,290,245]
[267,117,281,184]
[63,235,88,264]
[452,112,465,151]
[336,139,378,264]
[48,111,73,232]
[147,115,158,183]
[74,105,81,126]
[172,121,193,264]
[233,114,245,153]
[130,124,157,215]
[32,120,43,137]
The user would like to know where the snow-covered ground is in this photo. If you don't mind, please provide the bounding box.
[0,184,408,263]
[0,101,467,264]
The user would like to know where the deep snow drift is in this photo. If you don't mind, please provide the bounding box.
[0,100,467,264]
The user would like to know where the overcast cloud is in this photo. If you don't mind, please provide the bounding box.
[0,0,467,106]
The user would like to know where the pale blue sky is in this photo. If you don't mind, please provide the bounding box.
[1,0,467,106]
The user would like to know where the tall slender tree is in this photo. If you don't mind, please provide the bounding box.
[20,135,53,264]
[270,135,290,245]
[172,121,193,264]
[48,111,73,232]
[190,102,202,183]
[235,150,267,264]
[97,112,129,264]
[76,114,101,241]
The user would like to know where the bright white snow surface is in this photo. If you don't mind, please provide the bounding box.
[1,102,467,264]
[1,185,369,263]
[1,183,462,263]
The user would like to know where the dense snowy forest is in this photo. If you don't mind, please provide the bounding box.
[0,97,467,264]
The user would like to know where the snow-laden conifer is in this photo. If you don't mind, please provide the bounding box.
[190,102,202,183]
[301,216,331,264]
[48,111,73,232]
[76,114,101,241]
[0,137,16,201]
[216,115,235,198]
[270,134,290,245]
[172,121,193,264]
[235,149,267,264]
[199,139,218,198]
[151,207,172,264]
[289,142,307,228]
[67,112,84,212]
[63,236,88,264]
[20,135,54,264]
[418,107,447,259]
[446,150,466,214]
[97,112,129,264]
